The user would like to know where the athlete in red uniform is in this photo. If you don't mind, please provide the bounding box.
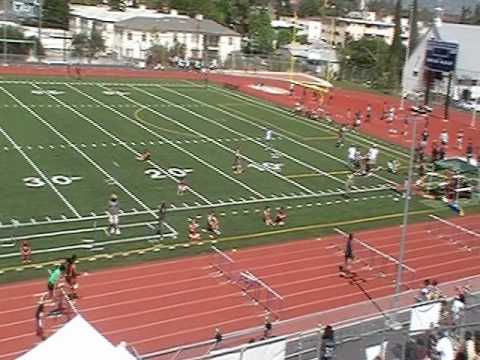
[188,219,201,242]
[262,207,273,226]
[207,212,221,239]
[136,149,152,161]
[65,255,79,299]
[21,240,32,264]
[35,301,46,340]
[274,207,288,226]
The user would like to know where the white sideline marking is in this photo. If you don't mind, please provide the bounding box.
[208,85,399,186]
[0,119,81,218]
[94,83,265,199]
[137,85,319,194]
[66,83,212,206]
[30,82,181,237]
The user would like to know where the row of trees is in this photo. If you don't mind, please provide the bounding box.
[71,28,105,61]
[0,26,44,59]
[340,0,420,92]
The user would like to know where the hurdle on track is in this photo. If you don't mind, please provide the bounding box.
[429,214,480,253]
[333,228,417,288]
[210,246,285,319]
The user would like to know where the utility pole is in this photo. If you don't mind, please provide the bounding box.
[391,103,432,325]
[3,0,7,65]
[38,0,42,52]
[400,0,414,110]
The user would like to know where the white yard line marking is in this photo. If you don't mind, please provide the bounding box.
[3,84,176,236]
[64,83,212,205]
[0,125,81,218]
[158,84,373,186]
[138,85,331,191]
[93,84,266,199]
[0,187,391,231]
[204,82,409,160]
[0,231,177,260]
[0,80,204,88]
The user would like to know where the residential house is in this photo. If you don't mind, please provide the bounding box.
[69,4,186,55]
[114,15,241,63]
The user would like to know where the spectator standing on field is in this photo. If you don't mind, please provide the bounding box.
[156,202,167,239]
[421,127,430,148]
[366,104,372,123]
[440,129,449,147]
[456,129,465,150]
[345,173,354,197]
[21,240,32,264]
[466,140,474,161]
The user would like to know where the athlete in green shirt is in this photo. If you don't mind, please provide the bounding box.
[47,264,66,296]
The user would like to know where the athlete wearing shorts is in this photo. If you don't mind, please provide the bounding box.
[47,264,65,297]
[108,194,121,235]
[65,255,79,299]
[35,302,46,340]
[340,234,354,277]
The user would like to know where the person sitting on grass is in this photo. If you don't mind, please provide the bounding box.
[136,149,151,161]
[188,218,201,242]
[207,211,221,239]
[177,179,189,196]
[262,206,274,226]
[274,207,288,226]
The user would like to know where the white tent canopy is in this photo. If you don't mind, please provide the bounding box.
[17,315,136,360]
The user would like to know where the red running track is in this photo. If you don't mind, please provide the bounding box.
[1,214,480,359]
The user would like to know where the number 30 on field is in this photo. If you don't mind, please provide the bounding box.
[23,175,82,188]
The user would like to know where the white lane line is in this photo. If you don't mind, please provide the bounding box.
[206,85,399,186]
[156,84,350,185]
[95,84,265,199]
[0,125,81,218]
[29,82,179,236]
[205,82,409,160]
[4,84,174,235]
[137,85,323,193]
[65,83,212,206]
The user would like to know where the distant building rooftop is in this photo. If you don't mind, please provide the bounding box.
[433,22,480,75]
[115,16,240,36]
[70,4,186,23]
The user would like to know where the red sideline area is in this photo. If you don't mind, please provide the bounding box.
[0,214,480,359]
[1,65,478,159]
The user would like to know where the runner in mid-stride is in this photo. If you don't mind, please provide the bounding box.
[339,233,355,278]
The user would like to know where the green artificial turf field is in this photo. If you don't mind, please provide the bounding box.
[0,77,470,281]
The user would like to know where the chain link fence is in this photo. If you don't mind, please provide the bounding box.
[140,275,480,360]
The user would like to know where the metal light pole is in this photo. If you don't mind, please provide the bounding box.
[471,107,477,129]
[391,104,431,323]
[2,0,7,65]
[37,0,42,51]
[400,0,414,111]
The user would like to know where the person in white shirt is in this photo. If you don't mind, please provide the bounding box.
[367,145,380,173]
[435,333,454,360]
[347,145,356,168]
[265,129,273,142]
[440,129,449,146]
